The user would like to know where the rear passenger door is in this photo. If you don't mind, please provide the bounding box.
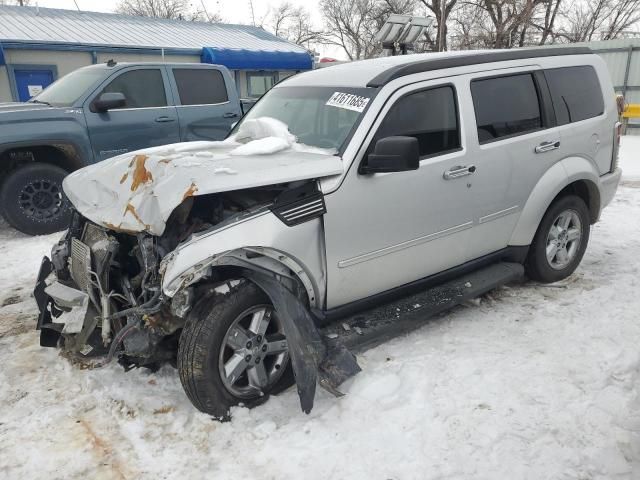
[85,66,180,160]
[463,68,564,260]
[168,67,242,141]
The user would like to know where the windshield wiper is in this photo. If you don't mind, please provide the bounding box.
[29,99,51,106]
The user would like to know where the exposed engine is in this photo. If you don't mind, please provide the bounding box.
[37,185,292,369]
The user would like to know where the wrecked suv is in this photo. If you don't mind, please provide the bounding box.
[35,47,622,419]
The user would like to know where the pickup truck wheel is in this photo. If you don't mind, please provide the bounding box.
[178,282,292,420]
[526,195,590,283]
[1,163,71,235]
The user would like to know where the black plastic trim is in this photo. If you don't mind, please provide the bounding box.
[271,182,327,227]
[367,47,594,88]
[314,245,529,325]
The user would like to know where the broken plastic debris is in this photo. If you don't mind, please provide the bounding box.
[342,323,351,331]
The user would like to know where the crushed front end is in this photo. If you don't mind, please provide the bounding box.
[34,211,182,368]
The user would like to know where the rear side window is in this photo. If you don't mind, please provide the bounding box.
[374,85,461,157]
[471,74,542,143]
[101,69,167,109]
[545,66,604,125]
[173,69,229,105]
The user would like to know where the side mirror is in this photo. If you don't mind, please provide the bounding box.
[362,136,420,174]
[92,92,126,112]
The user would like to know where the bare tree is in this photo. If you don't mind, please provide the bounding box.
[419,0,457,51]
[320,0,415,60]
[269,2,325,46]
[116,0,221,22]
[558,0,640,42]
[0,0,32,5]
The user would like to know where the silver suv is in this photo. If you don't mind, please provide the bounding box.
[35,47,622,419]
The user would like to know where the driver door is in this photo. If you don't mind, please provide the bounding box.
[84,66,180,161]
[323,80,474,309]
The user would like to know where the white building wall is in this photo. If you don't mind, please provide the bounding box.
[4,49,92,76]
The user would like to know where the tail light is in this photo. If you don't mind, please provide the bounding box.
[611,121,622,172]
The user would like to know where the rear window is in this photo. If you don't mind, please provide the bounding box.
[173,69,228,105]
[471,73,542,143]
[545,66,604,125]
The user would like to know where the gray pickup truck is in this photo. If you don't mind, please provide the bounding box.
[0,61,243,235]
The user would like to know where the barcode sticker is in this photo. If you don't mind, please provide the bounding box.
[326,92,370,113]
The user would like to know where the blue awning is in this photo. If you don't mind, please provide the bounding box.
[0,42,5,66]
[202,47,312,71]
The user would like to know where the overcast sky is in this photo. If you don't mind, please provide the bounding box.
[33,0,345,57]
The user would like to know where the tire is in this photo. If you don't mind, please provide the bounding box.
[526,195,591,283]
[0,163,71,235]
[178,282,292,420]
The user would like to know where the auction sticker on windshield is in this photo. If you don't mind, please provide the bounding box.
[326,92,370,113]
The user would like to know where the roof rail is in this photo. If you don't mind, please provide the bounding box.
[367,47,593,87]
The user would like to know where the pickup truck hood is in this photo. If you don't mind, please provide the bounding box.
[0,102,53,113]
[63,118,343,235]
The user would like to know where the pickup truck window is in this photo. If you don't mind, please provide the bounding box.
[373,86,460,158]
[173,69,228,105]
[100,69,167,109]
[232,86,376,151]
[31,68,105,107]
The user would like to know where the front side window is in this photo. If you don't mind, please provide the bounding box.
[173,69,228,105]
[373,85,461,158]
[247,72,278,98]
[100,69,167,109]
[545,66,604,125]
[471,73,542,143]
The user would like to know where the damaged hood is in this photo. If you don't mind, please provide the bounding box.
[63,118,343,236]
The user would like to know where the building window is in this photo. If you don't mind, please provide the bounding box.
[247,72,278,98]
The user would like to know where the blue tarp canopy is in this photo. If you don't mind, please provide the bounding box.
[202,47,312,70]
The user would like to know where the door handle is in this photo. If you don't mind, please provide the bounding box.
[535,140,560,153]
[223,112,239,118]
[443,165,476,180]
[155,116,175,123]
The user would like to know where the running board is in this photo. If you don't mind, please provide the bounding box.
[320,262,524,353]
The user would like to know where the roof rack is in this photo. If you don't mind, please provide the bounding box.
[367,47,593,87]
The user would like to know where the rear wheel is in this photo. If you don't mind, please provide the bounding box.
[178,282,292,420]
[0,163,71,235]
[526,195,590,283]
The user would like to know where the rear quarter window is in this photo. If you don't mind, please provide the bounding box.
[545,66,604,125]
[173,69,229,105]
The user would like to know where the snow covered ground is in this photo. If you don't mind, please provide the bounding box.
[1,138,640,479]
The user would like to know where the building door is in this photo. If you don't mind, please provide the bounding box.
[14,68,55,101]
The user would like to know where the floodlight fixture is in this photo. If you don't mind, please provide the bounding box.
[375,15,435,55]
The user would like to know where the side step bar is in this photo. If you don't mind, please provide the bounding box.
[320,262,524,353]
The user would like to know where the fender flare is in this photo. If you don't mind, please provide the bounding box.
[162,246,322,310]
[510,157,601,246]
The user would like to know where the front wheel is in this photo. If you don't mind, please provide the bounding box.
[526,195,591,283]
[0,163,71,235]
[177,282,292,420]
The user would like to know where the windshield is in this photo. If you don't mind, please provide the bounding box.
[231,86,376,151]
[31,68,106,107]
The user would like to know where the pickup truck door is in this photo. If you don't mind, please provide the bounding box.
[166,66,242,141]
[323,80,472,309]
[84,66,180,161]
